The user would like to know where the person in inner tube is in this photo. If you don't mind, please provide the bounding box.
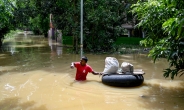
[70,56,103,81]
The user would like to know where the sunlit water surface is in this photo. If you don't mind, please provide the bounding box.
[0,33,184,110]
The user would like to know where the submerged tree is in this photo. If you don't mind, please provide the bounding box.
[132,0,184,79]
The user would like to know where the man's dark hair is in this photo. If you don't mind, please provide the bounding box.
[81,56,88,62]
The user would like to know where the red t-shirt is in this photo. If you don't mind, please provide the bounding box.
[74,62,93,80]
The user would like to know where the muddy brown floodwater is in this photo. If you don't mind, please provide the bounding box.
[0,33,184,110]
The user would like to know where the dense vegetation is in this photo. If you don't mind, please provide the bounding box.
[132,0,184,79]
[0,0,138,52]
[49,0,138,52]
[0,0,15,47]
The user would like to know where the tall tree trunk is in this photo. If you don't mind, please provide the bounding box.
[72,0,79,54]
[0,39,2,48]
[73,35,78,54]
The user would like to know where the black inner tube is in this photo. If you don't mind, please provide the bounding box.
[102,74,144,87]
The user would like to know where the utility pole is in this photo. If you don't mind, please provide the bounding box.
[80,0,83,58]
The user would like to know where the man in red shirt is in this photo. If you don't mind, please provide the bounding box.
[70,56,102,80]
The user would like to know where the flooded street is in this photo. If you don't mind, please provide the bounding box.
[0,33,184,110]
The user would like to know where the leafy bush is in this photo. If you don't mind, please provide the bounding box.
[132,0,184,79]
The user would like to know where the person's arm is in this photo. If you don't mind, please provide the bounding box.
[91,71,103,75]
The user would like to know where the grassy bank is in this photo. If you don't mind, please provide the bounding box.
[114,37,143,45]
[63,36,144,46]
[3,30,23,43]
[62,36,146,54]
[63,36,73,45]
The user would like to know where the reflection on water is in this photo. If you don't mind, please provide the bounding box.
[0,33,184,110]
[48,37,63,56]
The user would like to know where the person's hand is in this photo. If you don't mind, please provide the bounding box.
[98,72,104,77]
[99,72,104,75]
[70,63,74,69]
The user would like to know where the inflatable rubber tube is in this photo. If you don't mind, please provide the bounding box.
[102,74,144,87]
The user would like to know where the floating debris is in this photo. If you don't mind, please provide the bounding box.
[4,83,15,91]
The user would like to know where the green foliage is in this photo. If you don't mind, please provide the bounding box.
[132,0,184,79]
[14,0,50,36]
[1,0,137,51]
[0,0,15,47]
[4,30,21,39]
[140,38,154,47]
[29,14,49,36]
[83,0,128,52]
[43,0,135,52]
